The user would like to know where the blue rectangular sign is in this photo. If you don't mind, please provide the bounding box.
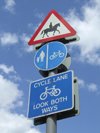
[27,70,74,119]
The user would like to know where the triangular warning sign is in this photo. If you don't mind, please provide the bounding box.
[28,10,76,45]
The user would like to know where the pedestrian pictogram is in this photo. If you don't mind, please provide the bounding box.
[37,51,45,63]
[28,10,76,45]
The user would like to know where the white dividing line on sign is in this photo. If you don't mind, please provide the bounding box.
[46,44,49,69]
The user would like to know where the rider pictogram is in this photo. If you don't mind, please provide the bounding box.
[49,22,53,29]
[41,22,60,38]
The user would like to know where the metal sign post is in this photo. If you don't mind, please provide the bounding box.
[46,69,58,133]
[46,114,57,133]
[27,9,80,133]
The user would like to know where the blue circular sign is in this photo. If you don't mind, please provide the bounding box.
[34,42,67,70]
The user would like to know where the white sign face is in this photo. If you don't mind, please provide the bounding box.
[34,14,71,41]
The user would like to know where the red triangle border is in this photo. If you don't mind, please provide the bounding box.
[28,10,76,45]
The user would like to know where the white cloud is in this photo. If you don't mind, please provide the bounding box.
[64,0,100,65]
[28,22,41,34]
[0,74,23,110]
[87,83,98,92]
[28,23,40,32]
[0,32,33,53]
[20,33,33,53]
[0,109,41,133]
[78,79,85,88]
[0,65,41,133]
[0,64,16,74]
[9,75,21,81]
[0,64,21,82]
[26,79,33,83]
[79,78,98,92]
[0,63,40,133]
[34,13,44,19]
[28,23,34,30]
[0,32,18,46]
[4,0,15,14]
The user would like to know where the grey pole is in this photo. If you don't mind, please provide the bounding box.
[46,69,57,133]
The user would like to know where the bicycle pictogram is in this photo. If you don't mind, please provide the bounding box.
[40,85,61,100]
[49,50,64,60]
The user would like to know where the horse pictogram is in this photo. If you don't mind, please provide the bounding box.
[41,22,60,38]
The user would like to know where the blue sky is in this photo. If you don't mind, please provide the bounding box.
[0,0,100,133]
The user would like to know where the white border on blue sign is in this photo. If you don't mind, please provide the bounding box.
[27,70,74,119]
[34,41,67,71]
